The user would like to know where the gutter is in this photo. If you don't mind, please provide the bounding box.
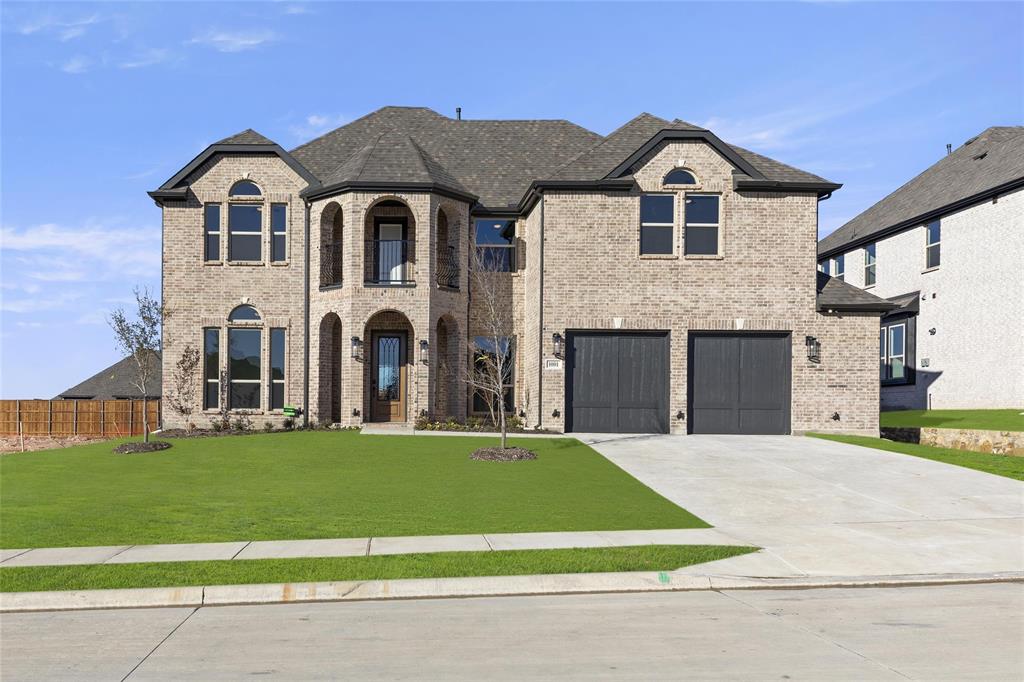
[302,199,311,428]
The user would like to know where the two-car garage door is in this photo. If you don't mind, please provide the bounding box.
[565,331,791,435]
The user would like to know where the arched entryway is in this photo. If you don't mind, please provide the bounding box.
[434,314,462,418]
[318,313,343,423]
[363,310,415,422]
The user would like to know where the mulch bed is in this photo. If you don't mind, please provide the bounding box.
[113,441,173,454]
[0,435,110,455]
[470,446,538,462]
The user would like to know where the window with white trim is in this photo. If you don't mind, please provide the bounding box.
[864,243,876,286]
[639,194,674,255]
[270,327,285,410]
[818,260,830,275]
[271,204,287,262]
[880,321,905,381]
[684,195,720,256]
[204,204,221,261]
[203,328,219,409]
[925,220,940,269]
[832,254,845,281]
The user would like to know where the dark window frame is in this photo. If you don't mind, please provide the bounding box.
[229,180,262,197]
[203,327,220,410]
[228,327,262,410]
[470,335,515,415]
[270,327,285,410]
[271,203,287,263]
[663,168,698,186]
[639,193,675,256]
[228,203,263,262]
[925,220,941,270]
[684,194,721,256]
[204,204,221,262]
[880,315,916,386]
[473,218,516,271]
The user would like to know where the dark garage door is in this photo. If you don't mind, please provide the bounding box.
[566,332,669,434]
[688,333,791,435]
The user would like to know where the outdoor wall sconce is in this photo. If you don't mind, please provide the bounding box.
[352,408,360,417]
[419,339,429,364]
[350,336,363,362]
[552,409,560,418]
[832,412,841,421]
[805,335,821,363]
[928,328,937,335]
[552,332,564,358]
[676,411,685,421]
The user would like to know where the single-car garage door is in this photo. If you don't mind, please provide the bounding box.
[566,332,669,434]
[688,333,791,435]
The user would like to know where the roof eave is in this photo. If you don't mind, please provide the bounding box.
[604,129,765,180]
[515,178,637,214]
[147,187,189,206]
[816,300,898,314]
[151,142,318,198]
[734,178,843,198]
[818,175,1024,259]
[301,181,477,204]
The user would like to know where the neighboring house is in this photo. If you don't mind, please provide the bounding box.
[818,126,1024,411]
[55,351,162,400]
[151,106,892,436]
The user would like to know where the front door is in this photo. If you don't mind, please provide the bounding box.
[371,332,407,422]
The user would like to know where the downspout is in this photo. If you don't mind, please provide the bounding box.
[536,193,545,430]
[302,199,311,428]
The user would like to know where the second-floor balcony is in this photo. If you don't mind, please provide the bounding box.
[320,242,343,287]
[365,239,415,285]
[436,244,459,289]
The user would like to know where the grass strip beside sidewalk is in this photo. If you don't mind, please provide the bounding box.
[879,409,1024,432]
[809,433,1024,481]
[0,545,757,593]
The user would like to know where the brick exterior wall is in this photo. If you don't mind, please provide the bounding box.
[160,141,880,435]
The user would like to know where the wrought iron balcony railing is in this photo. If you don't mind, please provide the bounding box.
[320,242,343,287]
[365,239,415,285]
[436,244,459,289]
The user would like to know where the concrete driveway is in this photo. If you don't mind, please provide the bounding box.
[582,434,1024,578]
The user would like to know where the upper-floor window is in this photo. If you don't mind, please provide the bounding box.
[663,168,697,185]
[228,304,261,322]
[684,195,720,256]
[818,260,830,275]
[229,204,262,261]
[204,204,221,261]
[925,220,940,270]
[640,194,674,255]
[230,180,262,197]
[474,219,515,271]
[832,254,845,281]
[271,204,287,262]
[864,243,876,286]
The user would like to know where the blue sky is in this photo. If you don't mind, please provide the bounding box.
[1,1,1021,399]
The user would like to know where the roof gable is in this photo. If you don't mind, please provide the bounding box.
[56,351,162,400]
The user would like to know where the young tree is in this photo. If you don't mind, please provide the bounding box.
[460,248,516,449]
[166,344,201,432]
[108,287,166,443]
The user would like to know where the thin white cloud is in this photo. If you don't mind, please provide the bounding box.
[118,48,172,70]
[0,290,85,314]
[283,4,312,15]
[61,55,92,74]
[1,222,160,279]
[188,29,276,53]
[289,113,349,140]
[19,12,101,38]
[122,164,165,180]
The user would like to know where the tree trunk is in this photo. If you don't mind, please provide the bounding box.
[499,405,507,450]
[142,396,149,443]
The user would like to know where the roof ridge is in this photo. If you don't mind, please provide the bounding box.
[548,112,676,178]
[327,130,387,183]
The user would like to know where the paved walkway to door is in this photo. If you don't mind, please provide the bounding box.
[580,434,1024,578]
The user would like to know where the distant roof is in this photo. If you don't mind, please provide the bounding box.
[155,106,840,211]
[819,126,1024,257]
[56,351,162,400]
[815,272,895,314]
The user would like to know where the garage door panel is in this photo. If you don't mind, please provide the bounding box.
[567,332,668,434]
[690,333,790,435]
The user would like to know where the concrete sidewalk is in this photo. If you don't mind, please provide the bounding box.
[0,528,742,568]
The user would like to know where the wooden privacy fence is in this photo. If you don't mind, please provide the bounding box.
[0,400,161,437]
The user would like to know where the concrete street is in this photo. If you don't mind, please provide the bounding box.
[2,583,1021,680]
[583,434,1024,578]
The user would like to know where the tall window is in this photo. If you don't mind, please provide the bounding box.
[925,220,941,269]
[684,195,720,256]
[204,204,221,261]
[832,254,845,281]
[271,204,287,262]
[203,328,219,409]
[474,219,515,271]
[229,204,262,261]
[471,336,514,413]
[639,195,674,255]
[228,328,261,409]
[270,328,285,410]
[864,243,876,286]
[881,322,905,381]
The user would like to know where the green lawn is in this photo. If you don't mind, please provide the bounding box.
[0,545,756,593]
[0,431,707,549]
[809,433,1024,481]
[880,409,1024,432]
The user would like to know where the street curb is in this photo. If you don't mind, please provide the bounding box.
[2,571,1021,613]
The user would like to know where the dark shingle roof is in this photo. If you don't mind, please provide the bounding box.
[215,129,276,145]
[820,126,1024,257]
[56,351,162,400]
[291,107,833,208]
[815,272,895,313]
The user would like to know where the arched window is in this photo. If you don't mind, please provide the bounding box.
[664,168,697,185]
[230,180,262,197]
[228,304,261,322]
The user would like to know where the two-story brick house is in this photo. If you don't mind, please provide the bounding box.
[818,126,1023,410]
[151,106,891,436]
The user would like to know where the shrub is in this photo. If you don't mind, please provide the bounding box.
[263,421,275,433]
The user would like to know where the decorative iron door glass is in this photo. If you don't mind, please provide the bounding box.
[376,223,405,283]
[376,336,401,401]
[372,333,407,422]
